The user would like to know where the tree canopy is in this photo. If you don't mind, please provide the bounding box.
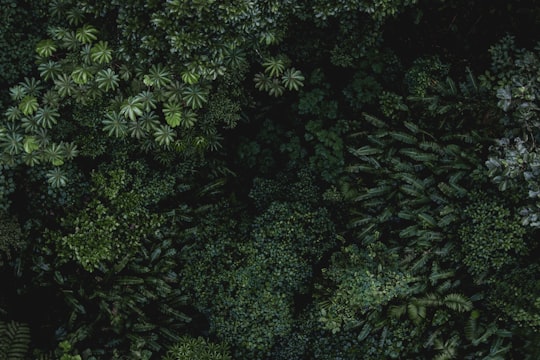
[1,0,540,359]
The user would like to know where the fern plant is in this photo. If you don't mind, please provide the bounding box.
[0,320,31,360]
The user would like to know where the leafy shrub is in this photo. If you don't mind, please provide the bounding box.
[163,336,231,360]
[47,165,170,271]
[0,214,23,266]
[459,193,528,277]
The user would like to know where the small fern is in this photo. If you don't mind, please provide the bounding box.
[0,320,31,360]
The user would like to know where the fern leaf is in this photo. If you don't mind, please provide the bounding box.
[363,113,388,128]
[464,314,478,341]
[390,158,415,172]
[429,268,455,286]
[448,171,466,185]
[417,293,441,307]
[397,172,425,190]
[116,276,145,286]
[411,253,430,273]
[407,303,422,324]
[418,213,437,228]
[357,323,372,341]
[390,131,417,144]
[443,293,472,312]
[400,184,424,198]
[355,185,392,201]
[389,305,407,319]
[399,148,437,162]
[397,210,415,221]
[403,121,420,133]
[399,225,419,239]
[351,145,383,156]
[347,164,377,173]
[419,141,443,153]
[0,321,31,360]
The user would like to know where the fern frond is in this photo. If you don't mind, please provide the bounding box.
[417,293,441,307]
[403,121,420,133]
[389,305,407,319]
[0,320,31,360]
[389,131,417,144]
[363,113,388,128]
[355,185,393,201]
[399,148,437,162]
[350,145,383,157]
[419,141,443,153]
[443,293,472,312]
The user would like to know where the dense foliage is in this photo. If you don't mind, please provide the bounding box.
[1,0,540,359]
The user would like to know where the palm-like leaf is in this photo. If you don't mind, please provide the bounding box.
[134,90,157,111]
[163,102,183,128]
[95,68,120,92]
[0,131,24,155]
[66,8,84,25]
[153,125,176,147]
[262,57,285,77]
[21,116,40,133]
[62,142,79,160]
[60,30,79,51]
[181,70,200,85]
[90,41,113,64]
[23,136,39,154]
[5,106,22,121]
[9,85,27,101]
[34,128,50,147]
[139,111,160,131]
[35,106,60,128]
[120,97,144,121]
[20,77,43,96]
[281,68,305,90]
[22,151,41,166]
[163,81,185,103]
[36,39,57,57]
[80,44,93,64]
[75,24,98,44]
[260,31,277,45]
[268,79,285,97]
[71,66,93,85]
[102,111,127,138]
[127,120,146,139]
[254,73,272,91]
[181,110,197,128]
[48,26,68,40]
[143,64,172,88]
[38,61,62,81]
[46,167,68,187]
[182,85,208,109]
[54,74,76,97]
[19,96,39,116]
[44,143,65,165]
[224,45,247,68]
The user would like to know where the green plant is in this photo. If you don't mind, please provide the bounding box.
[0,320,31,360]
[459,193,528,277]
[0,214,23,266]
[163,336,231,360]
